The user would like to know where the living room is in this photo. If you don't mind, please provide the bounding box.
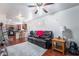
[0,3,79,56]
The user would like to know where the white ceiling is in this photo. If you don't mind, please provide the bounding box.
[0,3,79,20]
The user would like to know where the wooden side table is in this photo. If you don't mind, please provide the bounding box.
[52,38,66,55]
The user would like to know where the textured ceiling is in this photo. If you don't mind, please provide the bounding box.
[0,3,79,20]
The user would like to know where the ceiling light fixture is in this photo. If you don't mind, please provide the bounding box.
[16,13,24,20]
[27,3,54,14]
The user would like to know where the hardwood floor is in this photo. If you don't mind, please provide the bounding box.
[8,37,25,46]
[0,36,26,47]
[43,47,64,56]
[7,39,65,56]
[0,37,78,56]
[43,47,79,56]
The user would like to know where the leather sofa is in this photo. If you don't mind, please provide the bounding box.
[28,31,54,49]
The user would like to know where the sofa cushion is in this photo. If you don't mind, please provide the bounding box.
[43,31,52,38]
[30,31,38,38]
[36,31,44,37]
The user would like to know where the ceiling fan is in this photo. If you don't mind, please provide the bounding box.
[27,3,54,14]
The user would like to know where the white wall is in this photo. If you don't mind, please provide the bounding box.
[0,14,6,23]
[27,5,79,45]
[42,5,79,45]
[27,19,48,32]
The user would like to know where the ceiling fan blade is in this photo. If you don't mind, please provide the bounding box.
[43,8,48,13]
[36,3,43,6]
[27,5,36,7]
[44,3,54,6]
[35,10,38,14]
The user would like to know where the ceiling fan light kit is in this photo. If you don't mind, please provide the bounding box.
[35,10,38,14]
[42,8,48,13]
[27,3,54,14]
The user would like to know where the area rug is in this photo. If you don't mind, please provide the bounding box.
[6,41,47,56]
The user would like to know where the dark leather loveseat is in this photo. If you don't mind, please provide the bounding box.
[28,31,54,49]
